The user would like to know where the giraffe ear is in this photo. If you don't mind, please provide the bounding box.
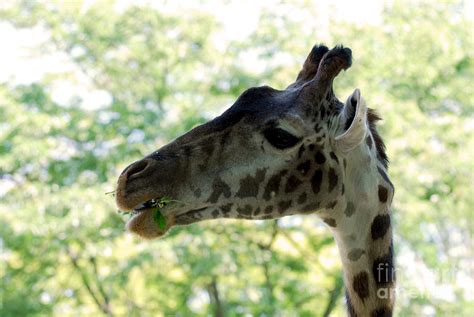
[334,89,368,153]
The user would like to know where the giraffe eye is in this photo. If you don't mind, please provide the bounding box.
[263,128,301,149]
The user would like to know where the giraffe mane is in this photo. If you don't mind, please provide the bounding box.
[367,108,389,168]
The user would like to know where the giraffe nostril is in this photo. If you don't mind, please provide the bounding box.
[124,159,151,180]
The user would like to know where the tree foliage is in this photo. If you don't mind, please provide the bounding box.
[0,1,472,316]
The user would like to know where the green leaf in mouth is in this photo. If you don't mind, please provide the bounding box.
[153,197,172,230]
[153,208,167,230]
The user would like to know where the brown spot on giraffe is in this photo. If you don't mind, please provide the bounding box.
[348,248,365,261]
[264,205,273,214]
[263,170,288,201]
[311,169,323,194]
[378,185,388,203]
[352,271,370,300]
[328,168,338,192]
[297,192,307,204]
[297,160,311,176]
[237,204,253,216]
[372,243,395,285]
[330,151,339,163]
[314,151,326,164]
[345,202,356,217]
[207,177,231,203]
[285,175,303,193]
[371,307,392,317]
[220,203,233,215]
[278,200,292,213]
[371,214,391,240]
[236,168,266,198]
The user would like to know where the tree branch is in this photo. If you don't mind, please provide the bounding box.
[257,220,279,314]
[262,257,276,311]
[67,249,113,316]
[322,273,344,317]
[278,229,331,274]
[206,276,224,317]
[89,256,113,316]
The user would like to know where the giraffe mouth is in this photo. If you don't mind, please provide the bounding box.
[121,198,159,219]
[124,196,210,239]
[122,197,166,225]
[133,198,160,212]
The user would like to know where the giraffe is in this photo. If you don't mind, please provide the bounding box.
[115,44,395,316]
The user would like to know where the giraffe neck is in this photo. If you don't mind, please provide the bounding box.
[332,142,395,317]
[334,215,394,317]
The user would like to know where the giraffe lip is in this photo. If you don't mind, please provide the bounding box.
[124,198,162,219]
[125,204,210,238]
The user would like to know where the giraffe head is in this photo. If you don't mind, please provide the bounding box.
[115,45,384,239]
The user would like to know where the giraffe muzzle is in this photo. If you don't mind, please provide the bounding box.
[115,157,178,212]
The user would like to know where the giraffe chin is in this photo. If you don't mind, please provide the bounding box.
[126,207,175,239]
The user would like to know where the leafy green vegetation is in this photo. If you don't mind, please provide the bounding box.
[153,197,172,230]
[0,1,472,316]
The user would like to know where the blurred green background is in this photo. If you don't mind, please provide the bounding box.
[0,0,472,316]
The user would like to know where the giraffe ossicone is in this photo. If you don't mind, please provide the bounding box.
[115,44,395,316]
